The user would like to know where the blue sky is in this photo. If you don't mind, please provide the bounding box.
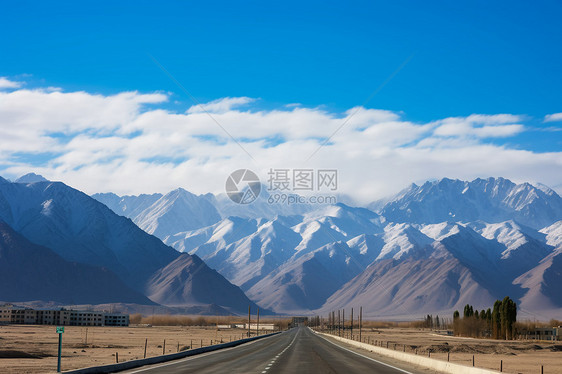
[0,1,561,199]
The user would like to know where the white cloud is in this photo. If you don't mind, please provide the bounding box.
[0,77,22,89]
[187,96,255,114]
[1,82,561,203]
[544,113,562,123]
[432,114,525,139]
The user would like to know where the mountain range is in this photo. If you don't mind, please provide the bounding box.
[0,175,260,315]
[92,176,562,319]
[3,174,562,319]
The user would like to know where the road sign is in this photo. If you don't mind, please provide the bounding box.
[56,327,64,372]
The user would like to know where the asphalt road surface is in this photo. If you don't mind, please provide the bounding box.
[120,327,421,374]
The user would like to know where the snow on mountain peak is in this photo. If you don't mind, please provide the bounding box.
[420,222,461,241]
[15,173,49,184]
[377,223,433,260]
[540,221,562,248]
[380,177,562,229]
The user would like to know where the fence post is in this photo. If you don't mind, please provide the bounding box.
[115,352,118,363]
[144,338,147,358]
[500,360,502,372]
[163,339,165,355]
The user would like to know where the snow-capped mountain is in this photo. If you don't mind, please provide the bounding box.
[540,221,562,248]
[192,218,304,290]
[0,220,153,305]
[210,186,320,220]
[93,192,163,218]
[94,188,222,240]
[470,220,553,277]
[0,179,178,286]
[318,222,527,318]
[165,216,262,254]
[133,188,221,239]
[117,177,560,318]
[14,172,49,183]
[17,174,560,318]
[380,177,562,229]
[0,177,263,314]
[246,241,366,313]
[183,204,383,293]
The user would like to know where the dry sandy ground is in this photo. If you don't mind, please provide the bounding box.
[328,327,562,374]
[1,325,561,374]
[0,324,259,374]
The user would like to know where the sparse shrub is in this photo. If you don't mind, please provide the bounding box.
[129,313,142,324]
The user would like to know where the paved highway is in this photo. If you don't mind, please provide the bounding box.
[120,327,421,374]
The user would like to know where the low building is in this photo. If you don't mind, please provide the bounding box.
[0,305,128,327]
[519,327,560,341]
[0,306,37,324]
[70,311,104,326]
[104,313,129,327]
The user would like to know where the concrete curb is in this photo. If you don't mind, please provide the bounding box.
[316,331,501,374]
[64,332,281,374]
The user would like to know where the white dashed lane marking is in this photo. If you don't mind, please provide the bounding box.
[259,329,299,373]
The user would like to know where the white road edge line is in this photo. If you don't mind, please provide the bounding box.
[314,329,414,374]
[123,333,283,374]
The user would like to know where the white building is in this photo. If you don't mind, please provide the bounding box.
[246,323,276,331]
[0,305,128,327]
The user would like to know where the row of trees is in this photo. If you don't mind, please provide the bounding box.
[423,314,441,329]
[453,296,517,339]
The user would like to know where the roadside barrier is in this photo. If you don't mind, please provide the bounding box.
[315,330,501,374]
[64,332,281,374]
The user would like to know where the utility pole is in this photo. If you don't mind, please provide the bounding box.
[351,308,354,338]
[359,306,363,342]
[247,305,251,337]
[338,310,341,336]
[256,307,260,336]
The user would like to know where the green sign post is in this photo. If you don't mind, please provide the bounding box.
[56,326,64,372]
